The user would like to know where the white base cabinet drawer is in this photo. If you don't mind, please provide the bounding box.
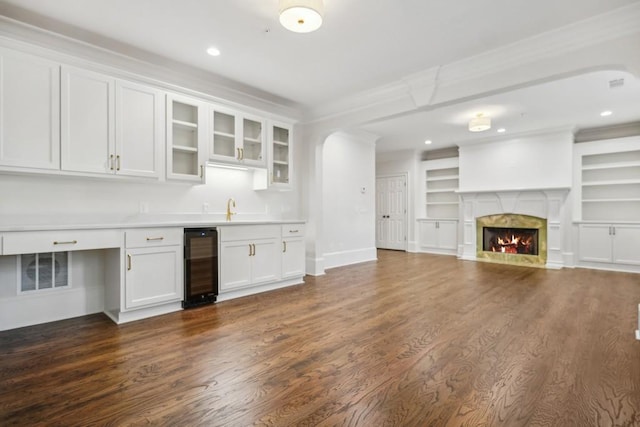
[219,225,279,242]
[2,229,123,255]
[125,227,183,248]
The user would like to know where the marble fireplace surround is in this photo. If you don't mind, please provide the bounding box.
[459,188,570,269]
[476,213,548,267]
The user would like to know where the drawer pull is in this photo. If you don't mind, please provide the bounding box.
[289,230,299,233]
[53,240,78,245]
[146,237,165,241]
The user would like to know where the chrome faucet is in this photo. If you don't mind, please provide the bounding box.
[226,198,236,221]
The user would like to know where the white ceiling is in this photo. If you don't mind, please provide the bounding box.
[1,0,640,152]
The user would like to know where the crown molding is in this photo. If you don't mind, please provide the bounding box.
[0,14,302,121]
[302,3,640,132]
[456,126,576,149]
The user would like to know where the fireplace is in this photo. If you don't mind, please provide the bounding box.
[483,227,538,255]
[476,214,547,267]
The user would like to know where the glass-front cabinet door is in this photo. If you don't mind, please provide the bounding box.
[209,106,266,167]
[269,121,293,188]
[241,116,265,166]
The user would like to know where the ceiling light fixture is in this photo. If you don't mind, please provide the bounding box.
[424,140,433,145]
[468,113,491,132]
[497,128,506,133]
[206,47,221,57]
[600,110,613,117]
[279,0,324,33]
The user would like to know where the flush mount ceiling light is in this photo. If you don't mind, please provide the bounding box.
[206,46,221,57]
[279,0,324,33]
[600,110,613,117]
[468,113,491,132]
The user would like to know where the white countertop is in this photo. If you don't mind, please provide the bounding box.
[0,214,305,232]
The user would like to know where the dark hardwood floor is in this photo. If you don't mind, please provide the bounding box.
[2,250,640,426]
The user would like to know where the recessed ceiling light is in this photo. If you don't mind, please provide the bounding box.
[497,128,506,133]
[424,140,432,145]
[206,47,221,57]
[600,110,613,117]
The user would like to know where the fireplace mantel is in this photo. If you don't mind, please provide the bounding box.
[456,187,571,195]
[459,188,571,269]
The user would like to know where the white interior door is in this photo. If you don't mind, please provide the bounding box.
[376,175,407,250]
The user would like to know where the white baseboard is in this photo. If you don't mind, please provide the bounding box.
[324,247,377,270]
[636,330,640,341]
[217,277,304,302]
[305,256,326,277]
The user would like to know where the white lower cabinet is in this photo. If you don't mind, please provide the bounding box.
[124,228,183,310]
[219,225,280,291]
[282,225,305,279]
[418,219,458,255]
[218,223,305,297]
[579,223,640,266]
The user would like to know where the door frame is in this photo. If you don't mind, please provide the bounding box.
[375,172,409,251]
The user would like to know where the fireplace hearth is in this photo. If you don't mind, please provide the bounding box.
[476,214,547,267]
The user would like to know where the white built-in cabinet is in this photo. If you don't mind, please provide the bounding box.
[418,156,459,255]
[281,225,305,278]
[209,106,266,167]
[0,47,60,171]
[578,224,640,266]
[418,219,458,255]
[166,94,207,182]
[422,157,460,219]
[219,225,280,291]
[115,81,164,178]
[61,67,163,178]
[218,223,305,296]
[124,228,183,310]
[61,66,114,174]
[269,122,293,188]
[574,136,640,271]
[0,44,296,185]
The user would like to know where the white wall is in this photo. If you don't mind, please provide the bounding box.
[376,150,421,251]
[459,131,573,192]
[0,166,299,225]
[322,132,376,268]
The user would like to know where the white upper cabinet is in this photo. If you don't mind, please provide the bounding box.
[0,47,60,170]
[61,66,115,174]
[166,93,207,182]
[209,106,266,167]
[62,67,162,178]
[269,122,293,188]
[115,80,164,178]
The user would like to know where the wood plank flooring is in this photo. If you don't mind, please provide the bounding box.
[2,250,640,426]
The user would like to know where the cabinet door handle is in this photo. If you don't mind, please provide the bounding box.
[116,155,121,171]
[237,148,241,160]
[200,164,204,178]
[109,154,115,171]
[146,237,164,241]
[289,230,299,233]
[252,243,256,256]
[612,227,616,236]
[240,148,244,160]
[127,254,132,271]
[283,241,287,253]
[53,240,78,245]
